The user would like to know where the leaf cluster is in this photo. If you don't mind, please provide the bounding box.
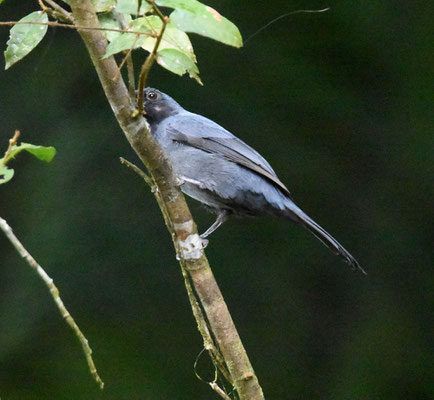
[3,0,243,83]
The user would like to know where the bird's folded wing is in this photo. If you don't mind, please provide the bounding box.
[167,126,290,196]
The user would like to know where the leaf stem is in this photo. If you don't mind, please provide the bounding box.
[136,0,169,112]
[68,0,265,395]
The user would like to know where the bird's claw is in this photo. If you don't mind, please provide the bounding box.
[199,236,209,248]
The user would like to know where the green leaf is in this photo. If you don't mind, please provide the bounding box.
[102,14,200,81]
[4,11,49,70]
[18,143,56,162]
[115,0,151,15]
[0,165,14,184]
[91,0,116,13]
[157,48,202,84]
[98,11,132,42]
[103,16,154,58]
[156,0,242,47]
[140,18,196,62]
[0,0,7,5]
[103,30,143,58]
[5,143,56,164]
[104,15,196,63]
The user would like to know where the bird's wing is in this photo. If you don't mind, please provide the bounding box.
[166,114,291,196]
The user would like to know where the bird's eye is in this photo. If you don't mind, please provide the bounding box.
[147,91,157,100]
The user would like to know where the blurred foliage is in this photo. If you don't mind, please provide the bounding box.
[0,0,432,399]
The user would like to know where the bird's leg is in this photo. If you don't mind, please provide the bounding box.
[200,210,229,239]
[175,176,185,186]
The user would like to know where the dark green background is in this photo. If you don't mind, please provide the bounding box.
[0,0,432,399]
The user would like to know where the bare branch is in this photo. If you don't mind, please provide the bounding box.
[126,54,136,97]
[0,217,104,389]
[38,0,51,15]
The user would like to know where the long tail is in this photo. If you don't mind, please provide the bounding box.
[282,202,366,274]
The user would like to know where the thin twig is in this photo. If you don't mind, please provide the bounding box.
[42,0,74,23]
[146,0,167,24]
[0,217,104,389]
[210,382,233,400]
[136,0,169,112]
[1,130,20,166]
[194,351,232,400]
[115,34,139,81]
[37,2,66,26]
[126,53,136,97]
[0,20,156,36]
[137,0,143,17]
[70,0,264,395]
[38,0,50,14]
[120,157,153,187]
[120,157,176,238]
[118,14,137,96]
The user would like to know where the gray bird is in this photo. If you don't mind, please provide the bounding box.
[142,88,365,274]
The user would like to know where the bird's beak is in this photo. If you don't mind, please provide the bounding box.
[142,110,147,115]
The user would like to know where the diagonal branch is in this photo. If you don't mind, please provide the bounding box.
[120,158,233,386]
[0,217,104,389]
[68,0,264,398]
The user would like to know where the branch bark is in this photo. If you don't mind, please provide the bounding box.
[68,1,264,398]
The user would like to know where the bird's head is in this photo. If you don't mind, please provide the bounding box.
[142,88,182,125]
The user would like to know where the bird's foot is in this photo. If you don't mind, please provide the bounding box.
[199,236,209,248]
